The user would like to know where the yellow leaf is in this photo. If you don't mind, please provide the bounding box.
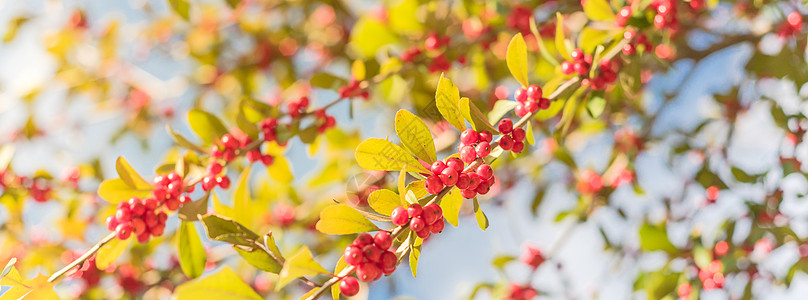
[525,122,535,146]
[350,17,399,58]
[506,33,529,87]
[368,189,400,216]
[352,60,366,81]
[439,187,462,227]
[212,193,233,219]
[98,178,152,204]
[175,266,262,300]
[583,0,616,21]
[472,198,489,231]
[0,266,30,299]
[435,74,466,131]
[115,156,152,190]
[177,221,207,279]
[267,155,294,183]
[233,166,253,226]
[578,27,610,54]
[22,274,58,300]
[355,138,429,173]
[409,240,421,277]
[95,237,131,270]
[330,256,348,300]
[405,180,429,200]
[276,246,329,291]
[187,109,229,145]
[458,97,499,134]
[315,204,380,235]
[555,13,570,61]
[395,109,437,163]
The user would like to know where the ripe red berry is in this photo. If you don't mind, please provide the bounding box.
[456,173,471,189]
[425,34,440,50]
[425,175,444,194]
[623,43,635,56]
[570,49,584,62]
[202,175,216,191]
[514,88,528,102]
[410,217,426,231]
[374,231,392,250]
[380,251,397,270]
[390,207,409,226]
[461,189,477,199]
[116,206,132,222]
[467,173,483,190]
[362,244,382,262]
[515,103,527,117]
[430,161,447,175]
[475,142,491,158]
[116,223,132,240]
[416,226,431,238]
[526,85,542,100]
[500,135,514,150]
[424,204,442,222]
[524,100,538,113]
[476,164,494,180]
[460,129,479,145]
[221,134,239,149]
[431,220,444,233]
[475,181,491,194]
[439,168,459,186]
[407,204,423,218]
[339,277,360,296]
[574,62,588,76]
[357,263,382,282]
[354,233,374,246]
[561,61,574,75]
[788,12,802,28]
[512,128,526,141]
[538,97,551,110]
[106,215,118,231]
[512,141,525,153]
[498,119,513,134]
[478,131,493,143]
[446,157,464,173]
[216,176,231,189]
[422,207,438,225]
[460,146,477,163]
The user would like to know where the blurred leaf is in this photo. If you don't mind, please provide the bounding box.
[276,246,328,290]
[409,238,422,277]
[579,27,610,54]
[178,221,207,279]
[355,138,429,173]
[731,167,758,183]
[3,17,29,43]
[175,267,262,300]
[310,72,347,89]
[586,92,606,118]
[639,223,677,253]
[267,154,294,183]
[472,198,489,231]
[233,166,252,227]
[435,74,466,131]
[459,97,499,134]
[115,156,152,190]
[488,101,518,125]
[352,60,366,81]
[315,204,380,234]
[395,109,437,163]
[583,0,616,21]
[178,194,210,221]
[98,178,153,204]
[188,109,229,145]
[167,0,190,20]
[200,214,260,248]
[506,33,529,87]
[350,17,398,58]
[555,13,569,60]
[167,125,207,153]
[530,17,559,66]
[96,237,131,269]
[234,246,282,274]
[492,255,516,271]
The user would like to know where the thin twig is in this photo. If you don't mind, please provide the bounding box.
[48,232,116,283]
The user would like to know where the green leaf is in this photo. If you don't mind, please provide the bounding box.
[115,156,152,190]
[167,125,207,153]
[175,266,262,300]
[178,194,210,222]
[355,138,429,173]
[276,246,329,290]
[586,92,606,118]
[167,0,190,20]
[236,104,259,140]
[225,0,240,8]
[98,178,153,204]
[315,204,380,235]
[731,167,758,183]
[555,13,569,60]
[488,101,518,125]
[440,187,462,227]
[395,110,437,163]
[506,33,529,87]
[368,189,400,216]
[578,27,611,54]
[583,0,616,21]
[435,74,466,131]
[234,246,282,274]
[492,255,516,271]
[639,223,677,253]
[178,221,207,279]
[188,109,229,145]
[458,97,499,134]
[472,198,489,231]
[200,214,260,248]
[310,72,348,89]
[233,166,252,227]
[95,237,131,270]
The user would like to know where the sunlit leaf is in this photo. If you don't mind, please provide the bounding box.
[178,221,207,279]
[583,0,616,21]
[98,178,153,204]
[355,138,429,173]
[96,237,131,270]
[276,246,329,290]
[440,187,462,227]
[435,74,466,131]
[368,189,400,216]
[506,33,529,87]
[175,266,262,300]
[472,198,489,230]
[395,109,437,163]
[315,204,380,235]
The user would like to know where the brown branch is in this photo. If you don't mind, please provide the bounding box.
[48,232,116,283]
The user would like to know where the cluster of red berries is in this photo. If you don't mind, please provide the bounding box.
[400,33,458,73]
[313,109,337,133]
[24,177,52,202]
[698,260,724,290]
[507,283,538,300]
[400,47,422,62]
[458,129,493,163]
[497,118,527,153]
[244,137,274,166]
[390,203,445,238]
[622,30,654,56]
[520,245,545,269]
[778,12,803,38]
[424,33,450,51]
[575,169,604,195]
[561,49,617,90]
[286,96,309,118]
[258,118,278,143]
[210,133,242,163]
[339,231,398,296]
[513,84,549,117]
[338,78,370,100]
[650,0,680,30]
[106,197,169,242]
[506,6,533,35]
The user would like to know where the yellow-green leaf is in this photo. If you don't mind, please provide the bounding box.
[555,13,569,60]
[525,122,535,146]
[368,189,400,216]
[168,0,191,20]
[435,74,466,131]
[115,156,152,190]
[233,166,252,226]
[355,138,429,173]
[276,246,329,291]
[352,60,366,81]
[267,155,294,183]
[350,17,399,58]
[315,204,380,235]
[212,193,233,219]
[583,0,616,21]
[395,109,437,163]
[188,109,229,145]
[488,101,518,125]
[234,246,282,274]
[98,178,152,204]
[458,97,499,134]
[578,27,610,54]
[472,198,489,231]
[331,256,348,300]
[409,238,422,277]
[177,221,207,279]
[175,266,262,300]
[506,33,529,87]
[96,237,131,269]
[440,187,462,227]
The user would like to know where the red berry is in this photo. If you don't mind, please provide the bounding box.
[425,34,440,50]
[374,231,392,250]
[261,155,274,166]
[136,232,150,243]
[475,181,491,194]
[424,203,442,222]
[461,189,477,198]
[106,215,118,231]
[574,62,588,76]
[498,119,514,134]
[439,168,459,186]
[407,204,423,218]
[515,103,527,117]
[456,173,471,189]
[216,176,231,189]
[514,88,528,102]
[524,100,539,113]
[221,134,239,149]
[460,129,479,145]
[500,135,514,150]
[475,142,491,158]
[476,164,494,180]
[539,97,551,110]
[410,217,426,231]
[467,173,483,190]
[422,206,438,225]
[132,218,146,235]
[425,175,444,194]
[478,131,493,143]
[357,263,381,282]
[202,175,216,191]
[561,61,574,75]
[380,251,397,269]
[431,220,445,233]
[339,277,360,296]
[460,146,477,163]
[354,233,374,246]
[512,128,526,141]
[391,207,409,226]
[512,141,525,153]
[623,44,635,56]
[362,244,382,262]
[446,157,464,173]
[430,161,447,175]
[416,227,431,238]
[570,49,584,62]
[116,206,131,222]
[788,12,802,28]
[526,85,542,100]
[115,223,132,240]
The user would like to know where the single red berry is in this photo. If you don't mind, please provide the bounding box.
[500,135,514,150]
[787,12,802,28]
[476,164,494,180]
[410,217,426,231]
[106,215,118,231]
[478,131,493,143]
[245,150,260,163]
[460,146,477,163]
[180,195,192,204]
[431,220,445,233]
[498,119,514,134]
[476,181,491,194]
[515,103,527,117]
[416,226,431,238]
[424,203,442,222]
[407,204,423,218]
[446,157,464,173]
[539,97,551,110]
[216,176,231,189]
[570,49,584,62]
[456,173,471,189]
[460,129,479,145]
[467,173,483,190]
[574,62,589,76]
[430,161,447,175]
[440,168,459,186]
[512,141,525,153]
[422,206,438,225]
[524,100,538,113]
[202,175,216,191]
[116,206,132,222]
[374,231,392,250]
[344,245,364,266]
[425,175,444,194]
[165,198,180,210]
[129,198,145,216]
[380,251,397,269]
[514,88,528,102]
[339,277,360,296]
[261,154,274,166]
[561,61,574,75]
[512,128,526,141]
[391,206,409,226]
[715,241,729,256]
[425,34,441,50]
[131,218,146,235]
[526,85,542,100]
[354,233,374,246]
[461,188,477,198]
[357,263,381,282]
[221,134,239,149]
[475,142,491,158]
[362,244,382,262]
[623,44,635,56]
[116,223,132,240]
